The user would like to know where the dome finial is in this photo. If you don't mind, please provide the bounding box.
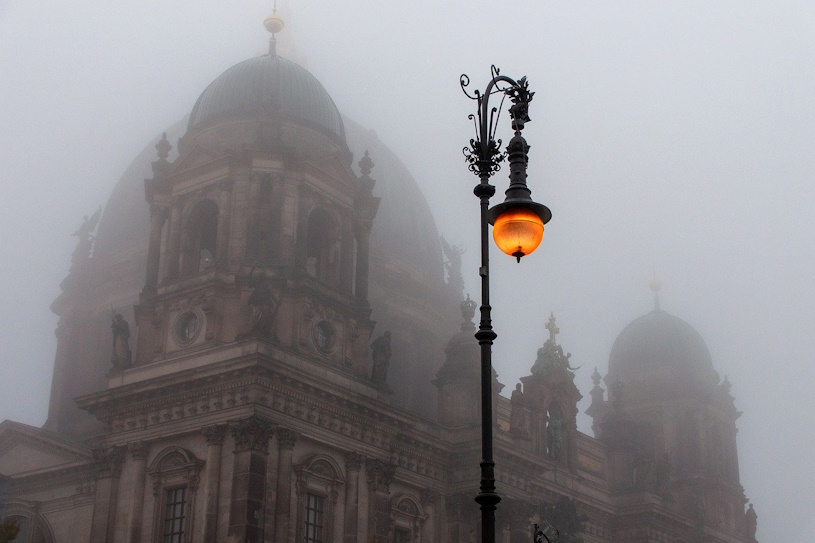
[263,1,285,57]
[649,273,663,311]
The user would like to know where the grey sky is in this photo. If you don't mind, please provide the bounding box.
[2,1,814,541]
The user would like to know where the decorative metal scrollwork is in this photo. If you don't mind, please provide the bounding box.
[461,66,535,179]
[532,523,559,543]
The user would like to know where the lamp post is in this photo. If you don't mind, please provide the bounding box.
[461,66,551,543]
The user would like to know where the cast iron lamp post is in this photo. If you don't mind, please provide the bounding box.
[462,66,551,543]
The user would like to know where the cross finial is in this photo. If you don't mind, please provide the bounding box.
[649,274,663,311]
[545,311,559,343]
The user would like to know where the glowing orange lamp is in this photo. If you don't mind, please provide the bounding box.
[486,143,551,263]
[492,207,545,261]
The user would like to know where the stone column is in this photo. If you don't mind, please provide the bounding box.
[216,180,232,265]
[274,428,298,543]
[89,446,125,543]
[126,442,149,543]
[340,215,355,293]
[353,222,373,302]
[202,424,227,543]
[228,417,274,543]
[294,187,311,273]
[145,206,167,290]
[165,205,183,280]
[343,453,362,543]
[244,175,262,262]
[420,490,436,543]
[353,153,379,302]
[366,459,396,543]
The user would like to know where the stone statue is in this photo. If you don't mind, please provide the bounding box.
[546,412,564,461]
[71,207,101,266]
[246,280,279,337]
[510,383,530,435]
[111,313,132,370]
[370,331,392,386]
[440,236,465,297]
[745,503,757,540]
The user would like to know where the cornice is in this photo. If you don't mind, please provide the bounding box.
[7,462,96,495]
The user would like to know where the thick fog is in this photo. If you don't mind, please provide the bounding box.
[2,1,813,541]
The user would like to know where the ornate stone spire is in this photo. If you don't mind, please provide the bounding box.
[460,294,477,331]
[586,367,607,438]
[591,367,602,387]
[359,149,374,178]
[151,132,172,176]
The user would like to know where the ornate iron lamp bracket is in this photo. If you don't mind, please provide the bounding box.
[461,65,535,181]
[532,523,559,543]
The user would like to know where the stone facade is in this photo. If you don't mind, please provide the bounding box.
[0,37,758,543]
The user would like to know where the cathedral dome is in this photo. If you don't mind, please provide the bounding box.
[48,51,459,435]
[187,54,344,140]
[607,308,718,387]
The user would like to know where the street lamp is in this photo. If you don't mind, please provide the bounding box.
[462,66,551,543]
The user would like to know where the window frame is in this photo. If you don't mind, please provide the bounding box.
[161,485,189,543]
[303,491,328,543]
[390,495,425,543]
[295,456,344,543]
[148,447,203,543]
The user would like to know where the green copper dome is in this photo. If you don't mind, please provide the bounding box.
[188,54,345,139]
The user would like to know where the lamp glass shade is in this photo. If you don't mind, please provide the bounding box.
[492,207,544,260]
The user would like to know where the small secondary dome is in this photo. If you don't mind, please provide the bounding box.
[187,54,345,139]
[607,308,718,387]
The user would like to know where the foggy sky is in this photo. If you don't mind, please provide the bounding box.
[2,2,814,541]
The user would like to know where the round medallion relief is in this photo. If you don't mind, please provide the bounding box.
[176,311,200,344]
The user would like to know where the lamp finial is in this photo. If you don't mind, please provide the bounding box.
[264,1,285,56]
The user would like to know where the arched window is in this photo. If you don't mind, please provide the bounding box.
[390,496,424,543]
[295,455,344,543]
[305,208,340,285]
[182,200,218,276]
[148,447,203,543]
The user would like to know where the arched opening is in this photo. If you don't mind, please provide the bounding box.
[148,447,203,543]
[295,455,345,543]
[305,208,340,285]
[182,200,218,276]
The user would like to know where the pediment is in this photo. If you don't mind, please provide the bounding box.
[0,421,91,477]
